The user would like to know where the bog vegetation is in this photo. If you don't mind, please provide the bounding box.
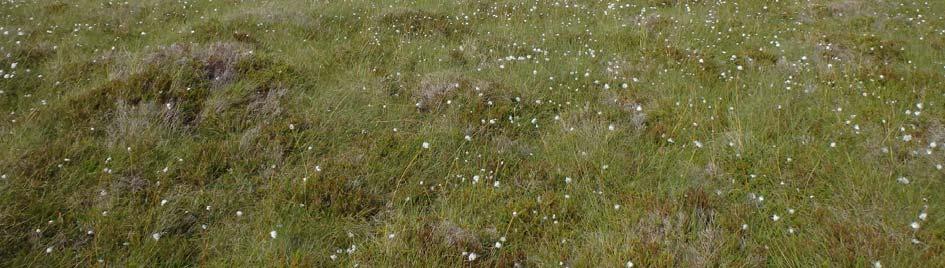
[1,0,944,266]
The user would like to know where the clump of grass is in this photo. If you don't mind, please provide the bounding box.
[415,71,500,112]
[378,8,466,38]
[105,100,182,149]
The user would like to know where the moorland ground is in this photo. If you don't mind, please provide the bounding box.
[1,0,944,266]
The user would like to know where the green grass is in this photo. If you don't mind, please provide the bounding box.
[1,0,944,266]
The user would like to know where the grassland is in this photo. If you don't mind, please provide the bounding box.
[1,0,944,266]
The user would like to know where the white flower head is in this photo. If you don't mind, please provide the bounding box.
[897,177,910,184]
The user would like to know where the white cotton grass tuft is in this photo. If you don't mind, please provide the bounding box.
[270,230,277,239]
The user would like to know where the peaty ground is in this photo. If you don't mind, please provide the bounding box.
[1,0,944,267]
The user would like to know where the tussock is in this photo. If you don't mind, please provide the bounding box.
[246,86,288,119]
[106,101,183,149]
[633,209,724,266]
[111,175,151,196]
[143,42,251,88]
[421,219,493,253]
[415,72,498,112]
[379,8,463,37]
